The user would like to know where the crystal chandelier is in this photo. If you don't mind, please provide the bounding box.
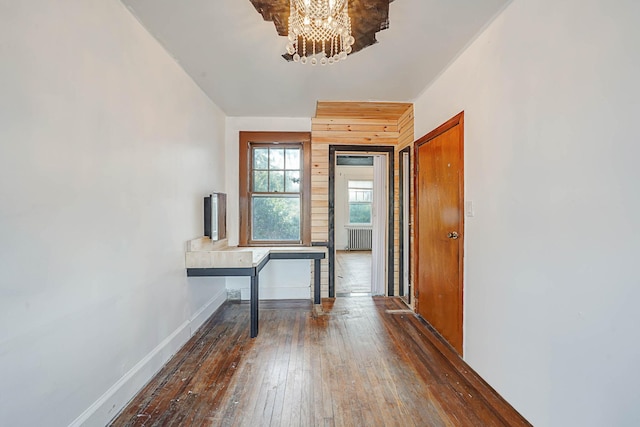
[286,0,355,65]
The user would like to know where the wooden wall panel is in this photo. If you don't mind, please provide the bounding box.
[312,123,399,133]
[315,102,413,119]
[310,141,329,290]
[311,102,414,298]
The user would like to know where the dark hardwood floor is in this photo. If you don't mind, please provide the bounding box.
[111,297,530,426]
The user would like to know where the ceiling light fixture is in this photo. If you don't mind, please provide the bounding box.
[286,0,355,65]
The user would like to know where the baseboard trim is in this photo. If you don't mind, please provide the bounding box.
[69,288,226,427]
[189,289,228,335]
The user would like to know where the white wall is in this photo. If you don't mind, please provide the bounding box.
[0,1,227,425]
[335,165,374,249]
[226,260,313,300]
[413,0,640,425]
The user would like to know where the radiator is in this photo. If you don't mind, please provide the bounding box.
[346,226,373,250]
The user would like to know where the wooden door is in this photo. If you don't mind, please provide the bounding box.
[414,112,464,355]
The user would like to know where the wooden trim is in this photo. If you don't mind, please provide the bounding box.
[414,112,464,146]
[302,138,312,245]
[239,134,250,246]
[239,131,312,246]
[328,145,395,298]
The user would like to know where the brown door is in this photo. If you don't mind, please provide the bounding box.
[414,112,464,355]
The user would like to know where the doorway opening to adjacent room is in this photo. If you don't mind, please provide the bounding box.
[399,146,411,303]
[334,155,373,296]
[329,145,394,298]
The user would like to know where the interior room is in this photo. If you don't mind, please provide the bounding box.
[334,155,374,296]
[2,0,640,426]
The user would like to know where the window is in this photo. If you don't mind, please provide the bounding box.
[239,132,311,246]
[348,180,373,224]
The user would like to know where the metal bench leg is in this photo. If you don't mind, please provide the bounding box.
[314,259,321,305]
[251,274,259,338]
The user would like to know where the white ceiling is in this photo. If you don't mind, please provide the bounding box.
[121,0,509,117]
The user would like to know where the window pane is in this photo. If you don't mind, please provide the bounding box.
[349,204,372,224]
[269,171,284,192]
[349,189,372,202]
[349,180,373,189]
[285,148,300,170]
[252,196,301,241]
[285,171,300,192]
[253,148,268,169]
[253,171,268,192]
[269,148,285,170]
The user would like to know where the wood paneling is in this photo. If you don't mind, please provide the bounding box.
[313,136,399,145]
[313,130,401,139]
[315,101,413,119]
[312,123,399,133]
[111,298,530,426]
[311,102,414,298]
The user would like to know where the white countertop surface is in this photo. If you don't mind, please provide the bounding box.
[185,238,326,269]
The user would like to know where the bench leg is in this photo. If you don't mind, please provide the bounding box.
[314,259,321,305]
[251,274,259,338]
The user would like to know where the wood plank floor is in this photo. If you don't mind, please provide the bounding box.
[111,297,530,427]
[335,251,371,295]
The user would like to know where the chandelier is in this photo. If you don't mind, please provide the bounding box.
[286,0,355,65]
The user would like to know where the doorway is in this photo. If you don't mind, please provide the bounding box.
[334,155,374,296]
[399,147,411,303]
[335,251,371,296]
[414,112,465,355]
[328,145,395,298]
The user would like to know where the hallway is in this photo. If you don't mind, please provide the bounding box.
[335,250,371,296]
[111,297,529,426]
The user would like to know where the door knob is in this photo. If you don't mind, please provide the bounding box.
[447,231,459,240]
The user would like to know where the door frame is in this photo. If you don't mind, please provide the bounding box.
[414,111,465,354]
[329,145,395,297]
[398,146,411,302]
